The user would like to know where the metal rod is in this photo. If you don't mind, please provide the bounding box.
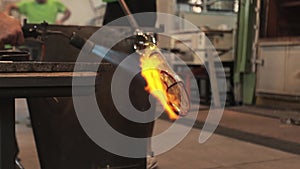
[251,0,261,73]
[118,0,140,31]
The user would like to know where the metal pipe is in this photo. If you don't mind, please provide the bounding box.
[15,159,24,169]
[251,0,261,73]
[118,0,140,31]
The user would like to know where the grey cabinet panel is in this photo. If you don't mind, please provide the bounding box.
[257,42,300,97]
[286,46,300,95]
[257,46,286,94]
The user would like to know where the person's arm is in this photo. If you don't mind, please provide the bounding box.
[55,8,71,24]
[4,3,19,15]
[0,12,24,48]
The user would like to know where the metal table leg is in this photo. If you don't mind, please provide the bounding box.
[0,98,16,169]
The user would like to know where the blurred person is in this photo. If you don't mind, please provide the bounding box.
[102,1,158,169]
[0,13,25,168]
[5,0,71,24]
[0,12,24,48]
[102,0,156,27]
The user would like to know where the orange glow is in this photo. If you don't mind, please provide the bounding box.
[140,46,179,120]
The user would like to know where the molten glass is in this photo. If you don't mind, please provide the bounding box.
[137,35,190,120]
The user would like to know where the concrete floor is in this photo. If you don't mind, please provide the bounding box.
[15,99,300,169]
[155,119,300,169]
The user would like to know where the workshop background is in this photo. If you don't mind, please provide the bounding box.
[0,0,300,169]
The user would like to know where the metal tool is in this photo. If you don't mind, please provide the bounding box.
[15,158,24,169]
[118,0,141,32]
[22,20,87,50]
[116,1,190,117]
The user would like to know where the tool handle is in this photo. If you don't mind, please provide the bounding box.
[118,0,140,31]
[69,32,86,50]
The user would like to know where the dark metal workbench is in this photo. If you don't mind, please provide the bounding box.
[0,61,102,169]
[0,61,150,169]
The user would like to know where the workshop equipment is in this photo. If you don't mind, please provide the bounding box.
[20,1,189,168]
[0,61,99,169]
[136,34,190,119]
[118,0,190,118]
[20,20,154,168]
[0,50,30,61]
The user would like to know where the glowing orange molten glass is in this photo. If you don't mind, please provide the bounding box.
[140,46,179,120]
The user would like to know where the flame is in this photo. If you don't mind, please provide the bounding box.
[140,46,179,120]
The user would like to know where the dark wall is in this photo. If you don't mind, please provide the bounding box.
[261,0,300,38]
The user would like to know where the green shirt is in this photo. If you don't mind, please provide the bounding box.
[17,0,66,24]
